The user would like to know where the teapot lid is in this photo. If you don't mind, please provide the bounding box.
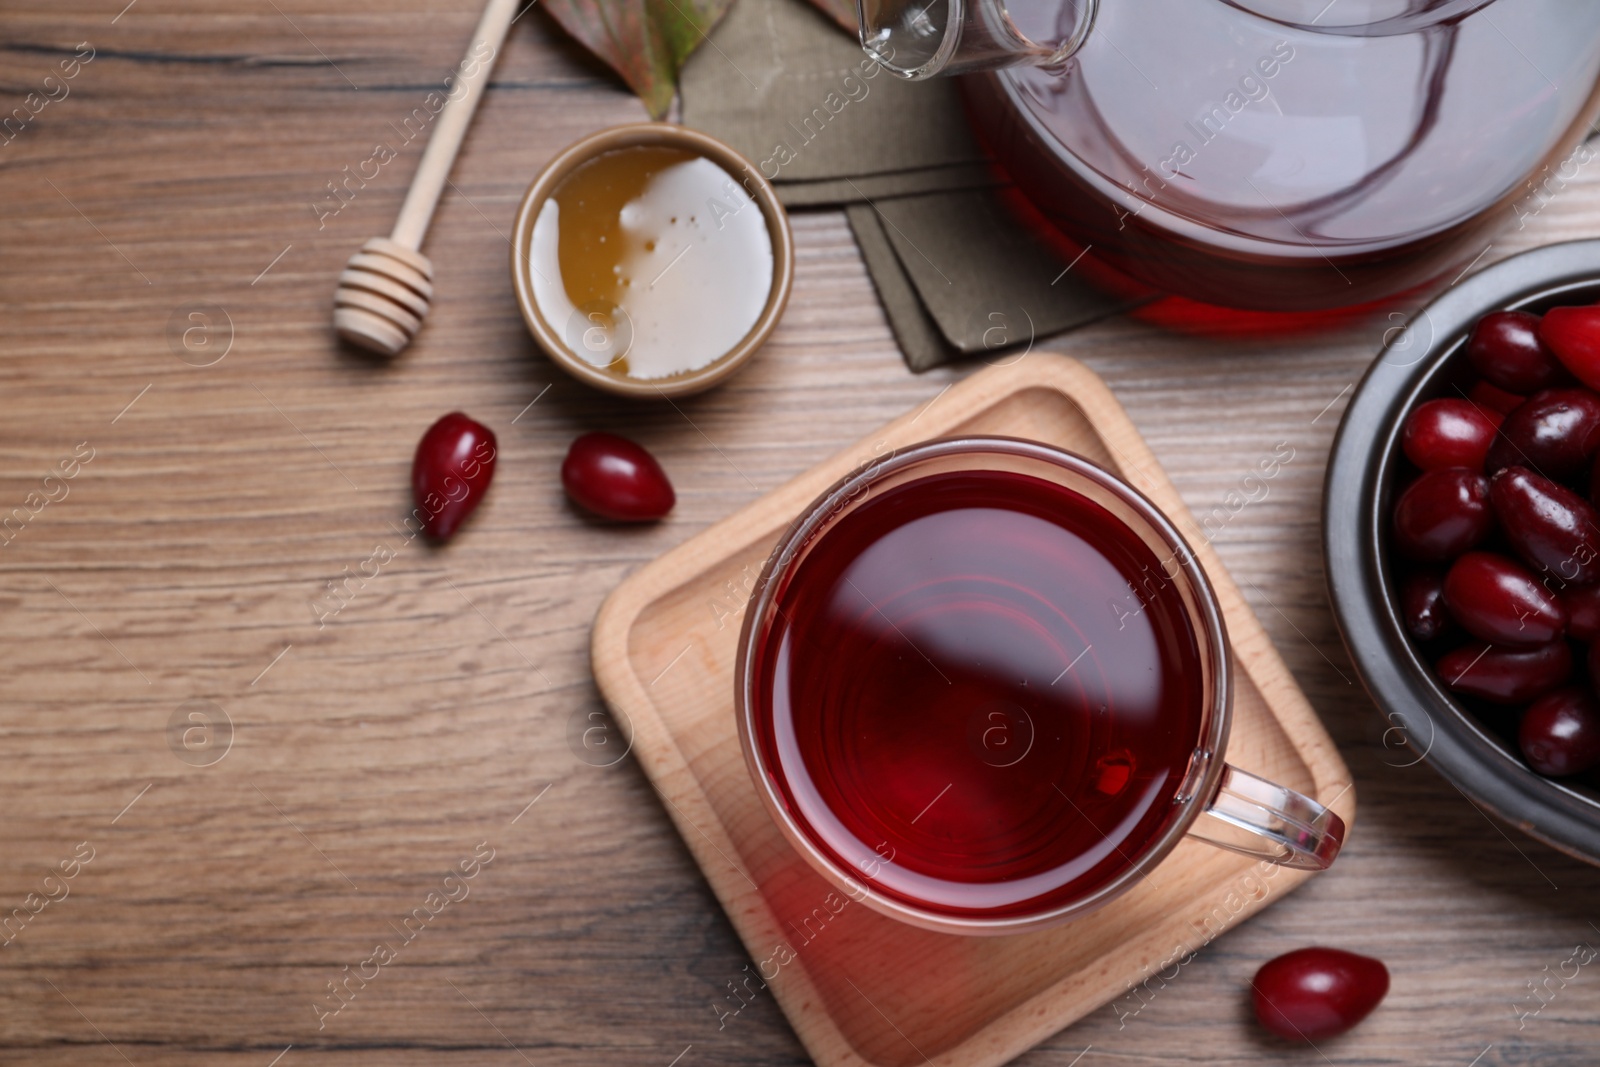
[1216,0,1496,36]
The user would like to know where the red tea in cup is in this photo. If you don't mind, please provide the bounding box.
[737,438,1342,933]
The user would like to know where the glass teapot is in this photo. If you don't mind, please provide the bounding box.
[857,0,1600,310]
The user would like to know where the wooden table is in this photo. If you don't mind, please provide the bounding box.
[4,4,1600,1065]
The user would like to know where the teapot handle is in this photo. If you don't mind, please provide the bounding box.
[857,0,1096,79]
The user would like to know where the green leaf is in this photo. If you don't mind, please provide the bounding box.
[542,0,740,118]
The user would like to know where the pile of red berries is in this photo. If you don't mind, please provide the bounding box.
[1392,305,1600,779]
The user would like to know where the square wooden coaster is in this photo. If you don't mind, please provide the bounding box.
[592,354,1355,1067]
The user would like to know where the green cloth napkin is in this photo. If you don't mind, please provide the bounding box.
[679,0,1137,371]
[678,0,987,183]
[846,190,1138,371]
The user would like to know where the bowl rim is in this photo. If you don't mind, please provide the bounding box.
[509,122,795,399]
[1324,237,1600,866]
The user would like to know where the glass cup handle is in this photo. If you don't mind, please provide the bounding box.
[1186,764,1345,871]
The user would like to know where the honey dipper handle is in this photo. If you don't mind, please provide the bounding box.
[389,0,520,251]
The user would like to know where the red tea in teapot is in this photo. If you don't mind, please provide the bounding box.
[866,0,1600,310]
[748,468,1206,919]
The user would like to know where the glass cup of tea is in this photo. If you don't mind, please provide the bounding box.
[734,437,1343,935]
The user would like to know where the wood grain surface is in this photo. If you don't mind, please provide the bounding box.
[3,4,1600,1066]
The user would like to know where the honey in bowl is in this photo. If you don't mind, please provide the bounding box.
[529,145,774,382]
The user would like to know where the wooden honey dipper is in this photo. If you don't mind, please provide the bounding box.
[334,0,519,356]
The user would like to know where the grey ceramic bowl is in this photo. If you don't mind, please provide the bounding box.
[1324,238,1600,866]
